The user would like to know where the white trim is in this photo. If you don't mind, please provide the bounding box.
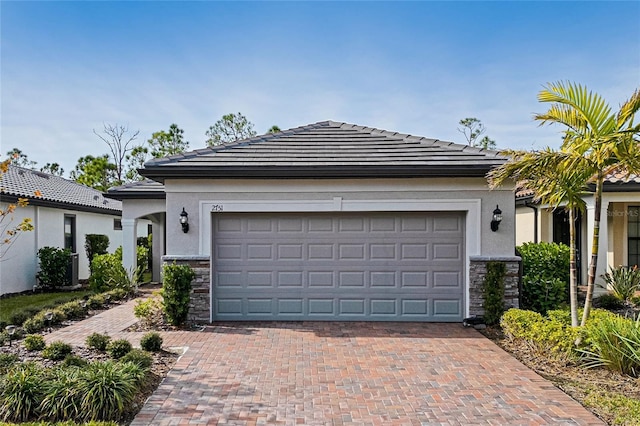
[201,198,482,319]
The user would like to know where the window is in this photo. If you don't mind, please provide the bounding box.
[114,218,122,230]
[629,206,640,267]
[64,215,76,253]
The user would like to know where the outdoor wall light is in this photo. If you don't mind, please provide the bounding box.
[180,207,189,233]
[491,205,503,232]
[5,325,16,347]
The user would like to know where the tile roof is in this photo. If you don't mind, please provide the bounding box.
[605,172,640,184]
[105,180,166,200]
[516,172,640,200]
[0,165,122,214]
[141,121,507,182]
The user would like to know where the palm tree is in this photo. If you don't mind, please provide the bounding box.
[488,148,590,326]
[535,82,640,326]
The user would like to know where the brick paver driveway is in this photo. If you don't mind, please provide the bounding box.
[50,300,603,425]
[139,323,604,426]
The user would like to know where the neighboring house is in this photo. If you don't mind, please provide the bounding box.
[0,165,123,295]
[108,121,518,323]
[515,172,640,286]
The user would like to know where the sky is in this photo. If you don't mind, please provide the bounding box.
[2,1,639,177]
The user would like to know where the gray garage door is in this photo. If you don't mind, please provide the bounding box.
[212,212,464,321]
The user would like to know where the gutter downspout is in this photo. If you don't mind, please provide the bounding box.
[524,201,538,243]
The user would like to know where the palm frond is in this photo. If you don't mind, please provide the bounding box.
[617,88,640,127]
[537,81,614,136]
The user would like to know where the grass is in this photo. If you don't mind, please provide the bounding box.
[0,290,93,325]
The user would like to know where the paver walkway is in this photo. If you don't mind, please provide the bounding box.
[47,299,604,425]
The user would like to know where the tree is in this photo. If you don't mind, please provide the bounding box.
[6,148,37,169]
[205,112,256,146]
[535,81,640,326]
[147,124,189,158]
[40,163,64,177]
[457,118,496,150]
[93,123,141,185]
[488,148,591,327]
[124,145,148,182]
[0,159,35,260]
[267,125,281,134]
[70,155,117,192]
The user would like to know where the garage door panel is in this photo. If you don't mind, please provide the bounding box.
[433,243,461,260]
[370,271,396,287]
[433,299,462,317]
[339,217,365,232]
[400,271,428,287]
[433,271,462,288]
[247,244,272,259]
[433,216,462,232]
[308,271,335,287]
[213,212,464,322]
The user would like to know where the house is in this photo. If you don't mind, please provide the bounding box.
[515,172,640,286]
[107,121,519,322]
[0,165,123,295]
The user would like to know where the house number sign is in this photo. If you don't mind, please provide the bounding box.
[211,205,224,212]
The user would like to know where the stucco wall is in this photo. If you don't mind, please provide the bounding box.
[163,178,516,259]
[0,203,123,295]
[515,206,536,246]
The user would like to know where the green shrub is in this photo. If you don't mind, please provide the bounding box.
[0,363,46,422]
[593,293,625,310]
[137,235,152,272]
[162,263,195,326]
[36,247,72,290]
[24,334,46,351]
[134,297,164,327]
[582,313,640,377]
[501,308,544,341]
[137,245,150,273]
[85,234,110,268]
[104,287,129,301]
[89,252,130,293]
[517,242,570,314]
[75,361,140,421]
[86,333,111,351]
[106,339,132,359]
[9,308,39,326]
[482,261,506,325]
[22,316,45,334]
[140,331,163,352]
[600,265,640,302]
[57,300,86,320]
[39,367,82,421]
[88,293,107,309]
[119,349,153,369]
[42,341,73,361]
[500,308,581,358]
[0,354,19,374]
[62,354,88,368]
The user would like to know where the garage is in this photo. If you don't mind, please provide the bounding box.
[126,120,517,323]
[212,211,464,321]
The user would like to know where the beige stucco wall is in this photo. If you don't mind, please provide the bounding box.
[162,177,516,259]
[515,206,536,246]
[609,202,625,268]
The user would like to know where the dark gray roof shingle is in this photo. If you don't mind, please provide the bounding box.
[141,121,507,181]
[0,165,122,214]
[106,179,166,200]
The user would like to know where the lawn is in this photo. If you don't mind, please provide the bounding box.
[0,290,93,325]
